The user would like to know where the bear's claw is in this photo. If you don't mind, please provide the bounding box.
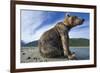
[68,52,76,60]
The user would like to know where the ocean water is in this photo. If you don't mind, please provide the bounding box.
[70,47,89,60]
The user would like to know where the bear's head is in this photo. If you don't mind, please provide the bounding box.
[63,15,84,27]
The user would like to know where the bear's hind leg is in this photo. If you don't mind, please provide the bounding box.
[39,45,62,58]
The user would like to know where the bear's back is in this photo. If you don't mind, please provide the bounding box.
[40,26,60,42]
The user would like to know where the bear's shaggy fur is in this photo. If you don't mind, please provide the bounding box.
[38,15,84,60]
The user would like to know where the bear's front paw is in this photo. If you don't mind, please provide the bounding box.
[68,52,76,60]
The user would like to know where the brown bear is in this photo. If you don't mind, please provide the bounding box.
[38,14,84,60]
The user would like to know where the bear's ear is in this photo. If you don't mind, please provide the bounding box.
[67,14,70,17]
[65,13,70,17]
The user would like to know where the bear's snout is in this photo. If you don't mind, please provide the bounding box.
[79,18,85,25]
[82,19,85,22]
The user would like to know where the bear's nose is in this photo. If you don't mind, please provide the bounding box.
[82,19,85,22]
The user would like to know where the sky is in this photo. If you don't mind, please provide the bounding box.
[21,10,90,43]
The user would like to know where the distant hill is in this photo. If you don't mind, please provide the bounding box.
[21,41,26,46]
[21,38,89,47]
[69,38,89,47]
[25,41,38,47]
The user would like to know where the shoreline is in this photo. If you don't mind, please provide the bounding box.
[70,46,89,48]
[21,46,89,49]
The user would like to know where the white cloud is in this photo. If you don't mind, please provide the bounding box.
[69,28,89,39]
[21,11,48,43]
[21,11,46,33]
[21,10,64,43]
[21,19,59,43]
[69,21,89,39]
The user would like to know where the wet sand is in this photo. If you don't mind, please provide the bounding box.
[21,47,89,63]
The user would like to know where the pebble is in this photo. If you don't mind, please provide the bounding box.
[22,53,26,55]
[27,57,31,60]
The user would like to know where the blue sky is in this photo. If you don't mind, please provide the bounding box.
[21,10,90,43]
